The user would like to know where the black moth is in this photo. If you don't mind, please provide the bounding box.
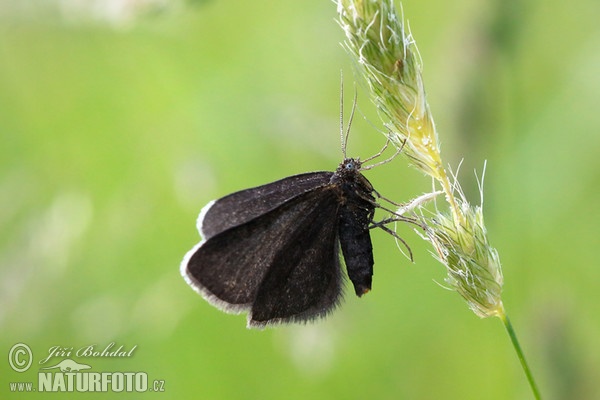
[181,93,407,328]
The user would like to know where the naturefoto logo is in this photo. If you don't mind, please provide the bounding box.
[40,359,91,372]
[8,343,165,393]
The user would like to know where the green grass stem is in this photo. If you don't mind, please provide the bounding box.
[499,311,542,399]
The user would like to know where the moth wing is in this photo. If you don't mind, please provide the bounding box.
[182,186,343,326]
[248,198,344,327]
[199,172,333,239]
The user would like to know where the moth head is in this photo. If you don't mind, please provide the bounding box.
[338,158,362,174]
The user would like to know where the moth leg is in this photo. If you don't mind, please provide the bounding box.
[368,219,414,262]
[372,188,404,207]
[375,214,425,230]
[361,137,390,164]
[361,137,406,170]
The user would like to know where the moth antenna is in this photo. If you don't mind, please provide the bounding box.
[343,84,358,159]
[340,71,347,159]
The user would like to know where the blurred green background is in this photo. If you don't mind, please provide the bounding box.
[1,0,599,399]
